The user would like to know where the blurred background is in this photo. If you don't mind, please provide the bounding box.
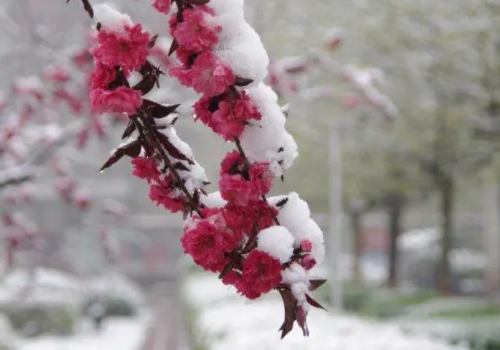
[1,0,500,349]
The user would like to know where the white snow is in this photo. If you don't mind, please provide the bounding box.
[257,226,295,263]
[14,76,42,92]
[277,192,311,231]
[276,193,326,263]
[201,191,227,208]
[216,41,269,87]
[19,314,150,350]
[93,4,134,34]
[208,0,245,17]
[184,275,470,350]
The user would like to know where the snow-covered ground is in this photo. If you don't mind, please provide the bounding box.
[184,276,470,350]
[18,314,150,350]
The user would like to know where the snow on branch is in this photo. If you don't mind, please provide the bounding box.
[0,121,82,190]
[70,0,327,338]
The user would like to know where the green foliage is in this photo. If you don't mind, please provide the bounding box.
[0,303,78,337]
[82,296,138,318]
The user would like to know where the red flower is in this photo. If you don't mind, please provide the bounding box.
[90,87,143,115]
[173,8,220,52]
[211,92,261,140]
[190,52,235,97]
[93,24,150,71]
[220,150,244,175]
[193,95,216,129]
[301,254,317,270]
[132,157,160,183]
[300,239,313,252]
[238,250,282,299]
[176,47,197,66]
[149,176,185,213]
[152,0,171,14]
[222,270,241,286]
[90,63,117,89]
[169,65,193,87]
[219,174,259,206]
[222,201,278,236]
[249,162,273,195]
[182,212,241,272]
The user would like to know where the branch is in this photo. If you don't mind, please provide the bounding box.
[0,121,82,191]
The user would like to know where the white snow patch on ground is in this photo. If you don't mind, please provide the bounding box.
[184,275,469,350]
[19,314,150,350]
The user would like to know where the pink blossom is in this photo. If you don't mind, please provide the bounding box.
[149,176,185,213]
[238,250,282,299]
[222,270,241,286]
[190,52,235,97]
[73,191,90,211]
[223,202,278,236]
[300,239,312,252]
[91,63,117,89]
[249,162,273,195]
[193,95,216,129]
[72,49,93,67]
[301,254,317,270]
[152,0,171,14]
[219,174,258,207]
[90,87,143,115]
[220,150,244,175]
[169,65,194,87]
[173,8,220,52]
[92,24,151,71]
[77,127,89,149]
[132,157,160,183]
[176,47,197,66]
[43,67,70,83]
[181,215,240,272]
[210,93,261,140]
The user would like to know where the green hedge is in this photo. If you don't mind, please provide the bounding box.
[0,303,78,337]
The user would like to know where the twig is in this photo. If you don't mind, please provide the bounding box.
[138,112,204,217]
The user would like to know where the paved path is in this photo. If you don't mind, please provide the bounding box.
[139,277,189,350]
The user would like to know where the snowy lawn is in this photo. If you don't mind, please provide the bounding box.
[184,275,470,350]
[18,313,150,350]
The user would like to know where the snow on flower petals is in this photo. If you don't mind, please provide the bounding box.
[173,8,221,52]
[92,24,151,72]
[90,87,143,115]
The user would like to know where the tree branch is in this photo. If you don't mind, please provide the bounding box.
[0,121,82,191]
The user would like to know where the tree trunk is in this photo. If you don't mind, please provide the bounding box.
[386,194,404,289]
[351,211,363,283]
[437,175,454,295]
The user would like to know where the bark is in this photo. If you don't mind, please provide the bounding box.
[437,175,454,295]
[350,211,363,282]
[386,193,404,289]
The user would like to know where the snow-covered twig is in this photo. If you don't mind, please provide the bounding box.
[0,121,82,190]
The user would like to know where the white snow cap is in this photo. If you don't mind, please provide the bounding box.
[277,192,326,263]
[216,40,269,87]
[93,4,133,34]
[240,85,287,163]
[282,262,309,285]
[208,0,244,17]
[257,226,295,263]
[278,192,311,231]
[201,191,227,208]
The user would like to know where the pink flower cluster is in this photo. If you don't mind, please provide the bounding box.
[90,23,151,115]
[132,157,186,213]
[151,2,289,300]
[167,8,236,97]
